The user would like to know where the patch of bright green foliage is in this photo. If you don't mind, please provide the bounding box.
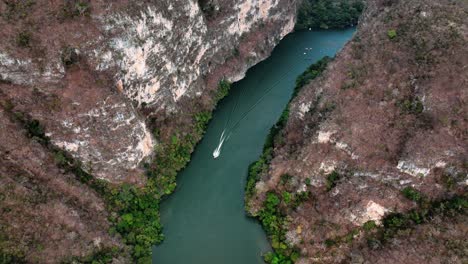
[325,171,340,191]
[401,187,423,203]
[362,220,377,232]
[216,79,232,101]
[387,29,397,40]
[258,192,300,264]
[245,57,332,263]
[282,191,292,205]
[296,0,365,30]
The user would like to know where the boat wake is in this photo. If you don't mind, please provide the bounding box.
[213,130,228,159]
[212,61,298,160]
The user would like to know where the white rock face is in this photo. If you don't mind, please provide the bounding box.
[349,200,389,225]
[99,4,207,106]
[0,52,64,85]
[49,97,154,180]
[0,0,297,182]
[397,160,431,178]
[96,0,296,108]
[317,130,335,143]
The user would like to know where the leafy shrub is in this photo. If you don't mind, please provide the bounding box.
[258,192,298,264]
[324,239,336,247]
[282,191,292,205]
[216,79,231,101]
[294,56,332,97]
[387,29,397,40]
[292,191,310,208]
[398,97,424,114]
[280,174,293,185]
[24,119,45,139]
[296,0,365,30]
[16,31,31,47]
[401,187,423,203]
[325,171,340,191]
[194,111,212,135]
[362,220,377,231]
[108,184,164,262]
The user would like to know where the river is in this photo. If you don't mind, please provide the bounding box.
[152,28,355,264]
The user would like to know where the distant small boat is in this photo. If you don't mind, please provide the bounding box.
[213,149,220,159]
[213,130,227,159]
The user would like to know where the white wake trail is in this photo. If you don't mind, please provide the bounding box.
[213,130,228,159]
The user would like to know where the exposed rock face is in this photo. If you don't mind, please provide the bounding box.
[0,0,297,182]
[0,0,297,262]
[247,0,467,262]
[0,102,122,262]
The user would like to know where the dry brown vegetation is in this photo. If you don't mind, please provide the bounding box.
[247,0,468,263]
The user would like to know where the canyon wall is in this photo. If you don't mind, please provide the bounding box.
[0,0,297,262]
[0,0,297,182]
[247,0,467,263]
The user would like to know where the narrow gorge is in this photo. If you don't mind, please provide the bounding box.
[0,0,466,264]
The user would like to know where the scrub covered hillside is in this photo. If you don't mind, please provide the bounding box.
[0,0,298,263]
[246,0,468,263]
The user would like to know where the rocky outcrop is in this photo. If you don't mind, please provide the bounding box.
[0,0,297,182]
[0,0,298,262]
[247,0,467,263]
[0,101,123,262]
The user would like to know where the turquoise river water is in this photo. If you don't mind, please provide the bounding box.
[153,28,355,264]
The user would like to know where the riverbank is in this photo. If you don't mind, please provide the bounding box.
[153,29,355,264]
[245,0,468,263]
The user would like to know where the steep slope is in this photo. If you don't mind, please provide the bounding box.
[0,0,298,262]
[246,0,467,263]
[0,0,297,182]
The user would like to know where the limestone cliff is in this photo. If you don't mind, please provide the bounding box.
[0,0,297,182]
[0,0,297,262]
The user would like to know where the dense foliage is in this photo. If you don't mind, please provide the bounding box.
[376,196,467,243]
[246,57,331,263]
[259,193,299,264]
[295,0,365,30]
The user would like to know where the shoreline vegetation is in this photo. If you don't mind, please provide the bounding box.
[0,79,231,263]
[244,2,368,263]
[245,1,468,264]
[245,56,332,264]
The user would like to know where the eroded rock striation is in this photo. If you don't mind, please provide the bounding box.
[0,0,297,182]
[0,0,297,262]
